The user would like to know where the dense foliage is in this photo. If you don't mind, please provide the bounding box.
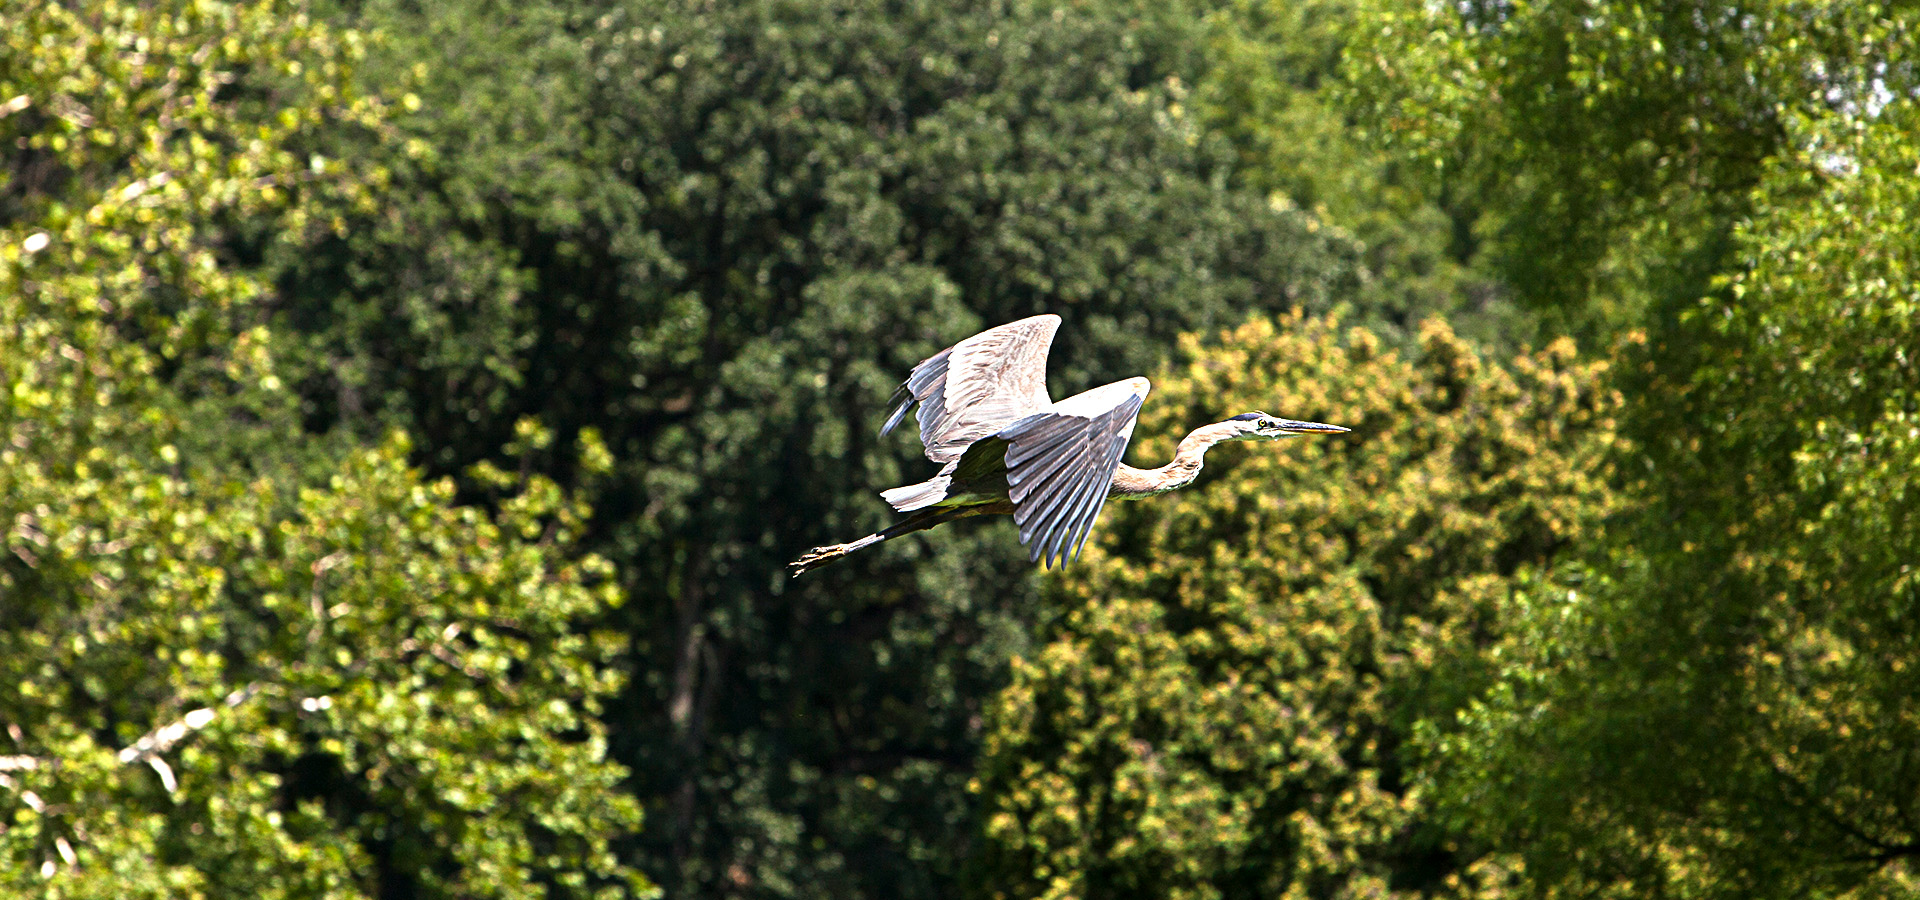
[5,0,1916,897]
[1349,0,1920,895]
[275,0,1356,895]
[1426,82,1920,900]
[975,314,1620,898]
[1190,0,1511,345]
[1346,0,1910,332]
[1,2,644,896]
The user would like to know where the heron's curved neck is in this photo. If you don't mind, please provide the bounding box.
[1110,421,1241,498]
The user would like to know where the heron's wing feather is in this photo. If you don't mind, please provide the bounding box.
[1001,378,1148,568]
[883,314,1060,462]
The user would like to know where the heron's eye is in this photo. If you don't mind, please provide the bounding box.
[1259,417,1280,429]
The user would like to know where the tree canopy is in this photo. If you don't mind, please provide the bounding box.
[1345,0,1920,895]
[2,2,644,896]
[273,0,1359,894]
[974,313,1620,899]
[1425,77,1920,900]
[5,0,1917,896]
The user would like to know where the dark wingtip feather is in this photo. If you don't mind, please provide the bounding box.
[881,386,914,436]
[882,346,956,441]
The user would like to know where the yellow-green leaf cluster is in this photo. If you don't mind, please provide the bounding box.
[973,312,1621,899]
[0,2,648,896]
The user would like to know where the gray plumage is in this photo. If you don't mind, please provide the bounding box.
[790,314,1349,576]
[883,313,1059,462]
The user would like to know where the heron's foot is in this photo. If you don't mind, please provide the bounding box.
[788,543,849,577]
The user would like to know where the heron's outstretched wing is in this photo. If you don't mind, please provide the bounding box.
[996,377,1148,568]
[883,314,1060,463]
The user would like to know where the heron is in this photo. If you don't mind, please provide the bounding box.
[789,314,1349,576]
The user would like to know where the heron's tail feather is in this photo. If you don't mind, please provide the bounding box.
[879,474,952,512]
[788,507,969,577]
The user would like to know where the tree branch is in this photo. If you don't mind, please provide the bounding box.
[115,683,262,795]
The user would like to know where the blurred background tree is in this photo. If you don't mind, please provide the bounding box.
[973,313,1621,899]
[0,2,645,896]
[1348,0,1920,896]
[276,0,1358,895]
[1344,0,1907,336]
[6,0,1916,896]
[1423,66,1920,900]
[1189,0,1516,346]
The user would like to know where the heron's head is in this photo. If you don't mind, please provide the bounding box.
[1225,411,1351,442]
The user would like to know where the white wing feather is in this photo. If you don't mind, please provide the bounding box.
[882,314,1060,463]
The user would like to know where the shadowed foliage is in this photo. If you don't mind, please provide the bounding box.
[8,0,1917,896]
[272,0,1358,894]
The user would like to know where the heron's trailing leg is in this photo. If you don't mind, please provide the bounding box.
[789,506,982,576]
[793,313,1349,573]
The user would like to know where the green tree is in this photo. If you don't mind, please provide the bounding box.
[1190,0,1515,345]
[973,313,1621,899]
[0,2,647,895]
[1344,0,1906,333]
[284,1,1363,895]
[1426,76,1920,899]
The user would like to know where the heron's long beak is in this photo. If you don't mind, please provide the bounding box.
[1278,419,1350,435]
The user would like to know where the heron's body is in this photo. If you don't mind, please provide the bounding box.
[789,315,1348,576]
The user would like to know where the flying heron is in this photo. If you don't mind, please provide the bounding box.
[789,314,1349,576]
